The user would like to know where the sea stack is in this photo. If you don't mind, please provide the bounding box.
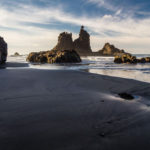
[52,26,93,56]
[52,32,74,51]
[74,26,92,56]
[0,37,7,64]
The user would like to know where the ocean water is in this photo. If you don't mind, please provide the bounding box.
[7,54,150,83]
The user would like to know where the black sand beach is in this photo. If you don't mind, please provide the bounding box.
[0,65,150,150]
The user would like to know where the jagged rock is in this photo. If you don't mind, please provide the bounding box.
[139,57,150,63]
[27,50,81,64]
[114,54,137,64]
[27,51,48,63]
[98,43,126,56]
[74,26,92,56]
[114,56,123,64]
[114,54,150,64]
[0,37,7,64]
[140,58,146,63]
[52,26,92,56]
[52,32,74,51]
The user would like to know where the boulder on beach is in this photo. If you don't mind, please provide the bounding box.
[98,43,126,56]
[73,26,92,56]
[0,37,7,64]
[139,57,150,63]
[27,50,81,64]
[118,93,134,100]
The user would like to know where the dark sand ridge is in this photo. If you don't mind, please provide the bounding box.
[0,65,150,150]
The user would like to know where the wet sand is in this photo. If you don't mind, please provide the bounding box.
[0,66,150,150]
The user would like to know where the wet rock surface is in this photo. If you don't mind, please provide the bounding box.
[114,54,150,64]
[27,50,81,63]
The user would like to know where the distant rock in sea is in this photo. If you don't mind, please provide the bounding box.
[0,37,7,64]
[27,50,81,64]
[73,26,92,56]
[98,43,127,56]
[14,52,20,56]
[114,53,150,64]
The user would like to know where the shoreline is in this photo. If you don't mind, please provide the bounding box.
[0,67,150,149]
[3,59,150,84]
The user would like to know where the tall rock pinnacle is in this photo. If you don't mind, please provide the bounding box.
[73,26,92,56]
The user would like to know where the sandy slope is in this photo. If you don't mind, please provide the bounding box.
[0,65,150,150]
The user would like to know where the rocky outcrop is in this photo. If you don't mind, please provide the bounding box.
[52,32,74,51]
[0,37,7,64]
[52,26,92,56]
[98,43,126,56]
[14,52,20,56]
[27,50,81,64]
[114,54,150,64]
[73,26,92,56]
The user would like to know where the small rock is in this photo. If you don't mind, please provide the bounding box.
[118,92,134,100]
[99,133,105,137]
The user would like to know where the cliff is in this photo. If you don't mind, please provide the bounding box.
[0,37,7,64]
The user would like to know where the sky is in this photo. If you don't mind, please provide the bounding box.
[0,0,150,54]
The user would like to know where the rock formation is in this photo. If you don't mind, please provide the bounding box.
[27,50,81,64]
[114,53,150,64]
[52,26,92,56]
[0,37,7,64]
[14,52,20,56]
[73,26,92,56]
[52,32,74,51]
[98,43,126,56]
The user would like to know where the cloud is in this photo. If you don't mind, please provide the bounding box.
[0,2,150,54]
[87,0,119,12]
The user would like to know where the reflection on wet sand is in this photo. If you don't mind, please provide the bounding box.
[0,62,29,69]
[85,69,150,83]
